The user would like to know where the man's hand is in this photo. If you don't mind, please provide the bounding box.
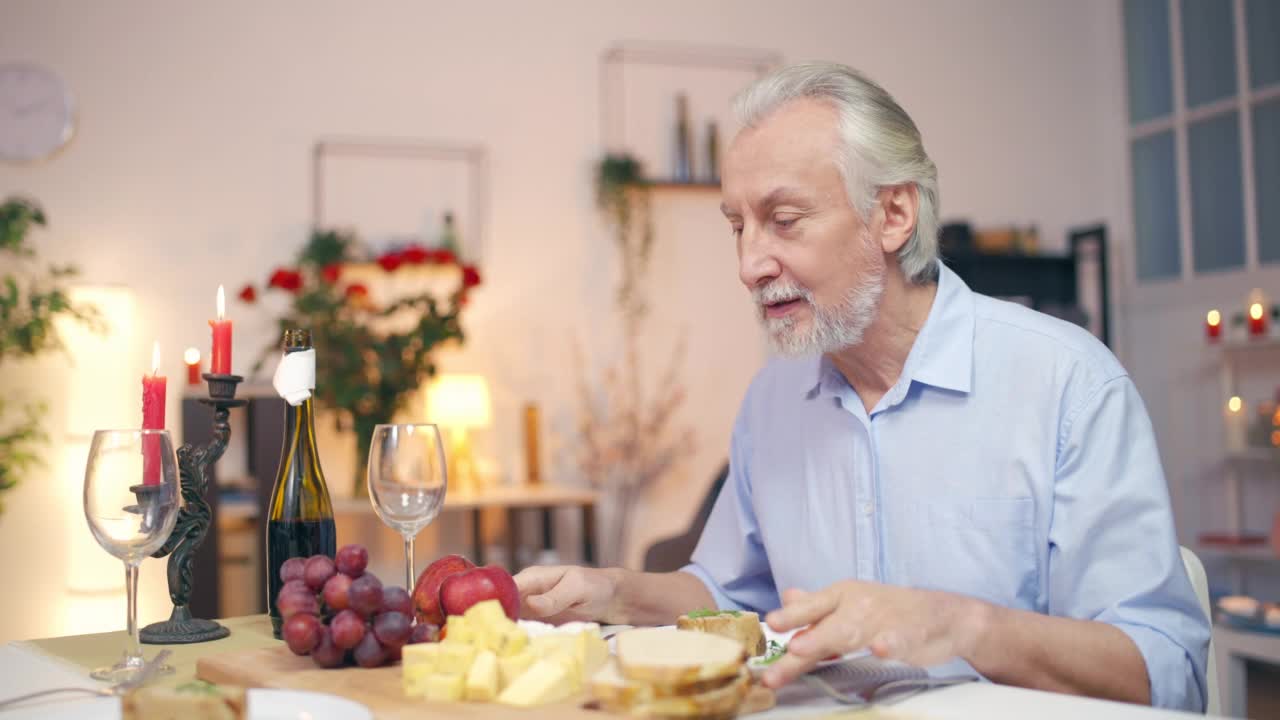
[761,582,988,689]
[514,565,620,624]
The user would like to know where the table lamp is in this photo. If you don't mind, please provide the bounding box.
[426,374,492,494]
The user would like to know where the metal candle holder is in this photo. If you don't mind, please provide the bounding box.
[139,373,246,644]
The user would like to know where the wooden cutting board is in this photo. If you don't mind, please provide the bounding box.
[197,645,776,719]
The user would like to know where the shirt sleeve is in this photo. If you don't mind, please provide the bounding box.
[681,406,778,614]
[1049,375,1209,711]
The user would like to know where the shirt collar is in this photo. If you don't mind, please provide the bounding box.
[804,260,975,398]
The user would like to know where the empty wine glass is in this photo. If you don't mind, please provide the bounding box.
[83,429,181,682]
[367,424,448,590]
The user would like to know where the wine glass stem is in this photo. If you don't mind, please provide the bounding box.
[404,536,415,591]
[125,561,141,661]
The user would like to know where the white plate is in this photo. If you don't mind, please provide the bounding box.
[2,688,372,720]
[748,623,869,677]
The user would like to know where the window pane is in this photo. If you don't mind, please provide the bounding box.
[1132,131,1182,280]
[1181,0,1237,107]
[1188,112,1245,273]
[1125,0,1174,123]
[1247,0,1280,90]
[1254,99,1280,264]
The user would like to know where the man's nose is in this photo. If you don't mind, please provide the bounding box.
[738,225,781,290]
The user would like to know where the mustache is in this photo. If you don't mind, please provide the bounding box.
[752,281,815,308]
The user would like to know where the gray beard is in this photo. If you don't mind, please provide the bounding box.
[754,265,885,357]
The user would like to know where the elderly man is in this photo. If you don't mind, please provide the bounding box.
[516,62,1208,711]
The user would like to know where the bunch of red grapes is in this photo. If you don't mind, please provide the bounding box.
[277,543,438,669]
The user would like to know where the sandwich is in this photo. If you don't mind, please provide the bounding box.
[591,627,752,718]
[122,681,246,720]
[676,609,766,658]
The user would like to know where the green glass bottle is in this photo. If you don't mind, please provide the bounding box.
[265,328,336,638]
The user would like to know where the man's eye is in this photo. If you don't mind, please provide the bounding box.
[774,216,798,229]
[730,226,743,238]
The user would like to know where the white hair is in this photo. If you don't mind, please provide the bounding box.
[734,62,940,284]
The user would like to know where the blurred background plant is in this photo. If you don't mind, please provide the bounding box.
[0,197,102,515]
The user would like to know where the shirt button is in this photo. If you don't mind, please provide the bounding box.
[861,502,874,515]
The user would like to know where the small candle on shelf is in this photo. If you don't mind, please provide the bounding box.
[209,285,232,374]
[1225,395,1248,454]
[184,347,202,386]
[142,341,167,485]
[1248,288,1269,338]
[1206,309,1222,341]
[1249,302,1267,337]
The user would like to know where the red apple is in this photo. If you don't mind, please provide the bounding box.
[439,565,519,621]
[411,554,475,625]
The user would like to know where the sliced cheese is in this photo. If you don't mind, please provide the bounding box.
[465,649,500,701]
[496,658,576,707]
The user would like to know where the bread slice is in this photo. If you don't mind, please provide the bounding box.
[621,667,751,719]
[615,628,747,689]
[122,682,246,720]
[591,658,738,705]
[677,611,766,657]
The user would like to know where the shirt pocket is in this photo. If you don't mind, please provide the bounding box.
[902,497,1039,607]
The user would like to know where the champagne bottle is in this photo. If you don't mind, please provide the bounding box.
[266,328,336,637]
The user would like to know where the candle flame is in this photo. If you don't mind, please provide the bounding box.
[184,347,200,365]
[1207,309,1221,326]
[151,341,160,376]
[217,285,226,321]
[1227,396,1243,413]
[1250,302,1265,320]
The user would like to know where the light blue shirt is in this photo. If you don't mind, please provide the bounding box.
[685,262,1209,711]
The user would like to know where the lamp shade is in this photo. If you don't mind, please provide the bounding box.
[426,374,491,429]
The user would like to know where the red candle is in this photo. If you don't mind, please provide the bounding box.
[184,347,202,386]
[1249,302,1267,337]
[209,285,232,374]
[1206,309,1222,341]
[142,341,167,486]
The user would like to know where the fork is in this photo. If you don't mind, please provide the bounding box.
[801,671,978,710]
[0,649,172,710]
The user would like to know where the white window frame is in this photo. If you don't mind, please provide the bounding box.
[1126,0,1280,285]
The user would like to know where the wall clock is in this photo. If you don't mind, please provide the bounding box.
[0,63,76,163]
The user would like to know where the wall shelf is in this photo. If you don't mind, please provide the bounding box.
[644,180,720,191]
[1218,336,1280,355]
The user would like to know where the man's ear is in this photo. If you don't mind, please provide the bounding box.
[876,184,919,255]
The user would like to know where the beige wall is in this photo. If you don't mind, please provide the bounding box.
[0,0,1130,642]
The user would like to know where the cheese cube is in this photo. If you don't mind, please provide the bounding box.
[496,658,575,706]
[465,649,500,701]
[424,673,465,702]
[402,642,441,669]
[492,625,529,657]
[436,642,478,675]
[401,663,433,697]
[498,649,537,689]
[464,599,510,627]
[577,632,608,682]
[529,634,576,660]
[443,615,475,646]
